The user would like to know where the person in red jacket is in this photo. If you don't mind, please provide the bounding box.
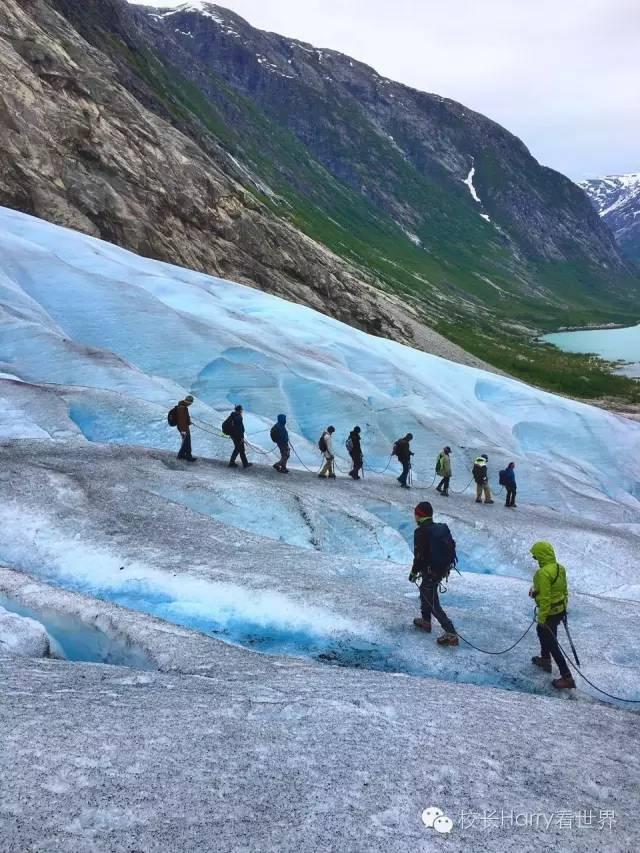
[176,395,196,461]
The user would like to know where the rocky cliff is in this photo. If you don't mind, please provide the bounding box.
[2,0,492,367]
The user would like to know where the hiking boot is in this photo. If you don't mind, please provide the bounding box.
[436,632,459,646]
[318,474,327,479]
[552,675,576,690]
[435,485,442,493]
[186,457,197,462]
[441,491,449,497]
[475,498,482,503]
[532,656,552,673]
[228,461,238,468]
[328,473,337,479]
[273,463,282,472]
[485,500,494,504]
[400,483,410,489]
[243,463,254,469]
[413,617,432,632]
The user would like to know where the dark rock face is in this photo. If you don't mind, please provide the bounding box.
[135,2,624,273]
[581,174,640,263]
[1,0,638,355]
[1,0,465,358]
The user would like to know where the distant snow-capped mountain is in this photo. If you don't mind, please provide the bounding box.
[580,173,640,261]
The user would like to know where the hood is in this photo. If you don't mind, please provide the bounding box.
[474,457,487,466]
[277,414,286,424]
[531,541,557,567]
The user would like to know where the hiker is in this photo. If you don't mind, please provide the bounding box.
[394,433,414,488]
[225,404,252,470]
[318,426,336,479]
[408,501,458,646]
[529,541,575,689]
[472,454,493,504]
[347,426,363,480]
[500,461,517,507]
[435,446,452,496]
[175,395,196,461]
[271,414,290,473]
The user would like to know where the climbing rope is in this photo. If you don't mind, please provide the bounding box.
[289,440,324,474]
[546,627,640,704]
[244,438,278,457]
[364,454,394,475]
[414,580,536,654]
[190,419,495,500]
[449,476,475,495]
[191,419,227,439]
[457,618,537,655]
[410,471,437,490]
[415,580,640,702]
[192,419,276,457]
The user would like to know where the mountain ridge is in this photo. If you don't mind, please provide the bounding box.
[1,0,639,401]
[580,172,640,262]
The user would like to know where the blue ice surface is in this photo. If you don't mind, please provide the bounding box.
[68,400,173,450]
[11,569,406,674]
[366,503,495,575]
[8,565,583,700]
[4,208,640,511]
[0,595,152,669]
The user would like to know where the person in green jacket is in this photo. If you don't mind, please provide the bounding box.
[529,541,576,689]
[435,446,452,496]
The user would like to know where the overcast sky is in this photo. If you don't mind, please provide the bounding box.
[131,0,639,181]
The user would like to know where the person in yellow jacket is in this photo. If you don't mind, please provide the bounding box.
[529,541,576,689]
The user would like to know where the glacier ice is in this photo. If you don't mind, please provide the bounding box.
[0,206,639,709]
[2,209,640,852]
[0,603,52,658]
[1,206,639,517]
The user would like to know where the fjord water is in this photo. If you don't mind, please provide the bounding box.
[543,324,640,377]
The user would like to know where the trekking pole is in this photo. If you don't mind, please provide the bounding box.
[562,614,581,667]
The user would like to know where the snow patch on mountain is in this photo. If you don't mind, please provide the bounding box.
[580,172,640,258]
[463,165,482,203]
[158,2,224,24]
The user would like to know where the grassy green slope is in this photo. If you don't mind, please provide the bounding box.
[110,39,640,403]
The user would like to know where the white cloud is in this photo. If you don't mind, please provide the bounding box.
[130,0,640,179]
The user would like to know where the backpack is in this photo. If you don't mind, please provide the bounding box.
[345,436,353,453]
[498,469,508,486]
[392,440,400,457]
[270,424,279,443]
[221,414,233,435]
[435,453,444,474]
[318,433,327,453]
[427,523,457,580]
[167,406,178,427]
[472,463,485,483]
